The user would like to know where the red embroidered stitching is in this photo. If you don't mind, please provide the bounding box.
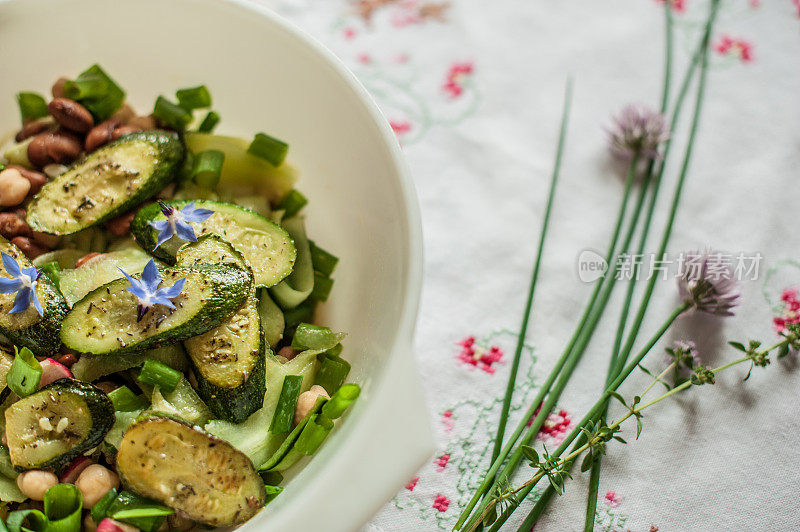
[432,494,450,512]
[714,34,754,62]
[405,477,419,491]
[456,336,503,373]
[774,288,800,333]
[604,490,622,508]
[435,453,450,472]
[443,63,474,99]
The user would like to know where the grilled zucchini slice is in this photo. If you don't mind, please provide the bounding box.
[177,235,266,423]
[61,264,251,355]
[117,415,265,526]
[0,237,68,356]
[26,130,184,235]
[132,200,296,288]
[4,379,114,470]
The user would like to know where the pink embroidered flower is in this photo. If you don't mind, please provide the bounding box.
[343,27,357,40]
[442,62,474,99]
[655,0,686,13]
[405,477,419,491]
[604,490,622,508]
[432,494,450,512]
[390,120,412,137]
[442,410,455,432]
[456,336,503,374]
[774,288,800,333]
[537,409,572,444]
[793,0,800,17]
[749,0,761,8]
[714,35,754,63]
[357,53,373,65]
[435,453,450,472]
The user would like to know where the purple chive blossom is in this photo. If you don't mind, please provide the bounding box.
[148,201,214,251]
[607,104,670,160]
[666,340,701,369]
[677,250,741,316]
[119,260,186,322]
[0,252,43,316]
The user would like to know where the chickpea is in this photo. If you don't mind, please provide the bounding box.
[294,385,330,425]
[0,169,32,207]
[75,464,120,508]
[16,470,58,501]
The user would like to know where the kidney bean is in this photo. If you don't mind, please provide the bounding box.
[56,354,78,367]
[85,120,120,153]
[31,232,60,249]
[48,98,94,133]
[7,165,47,195]
[15,119,54,143]
[0,212,32,240]
[28,131,82,168]
[10,236,47,259]
[126,115,157,130]
[51,77,69,99]
[111,125,141,140]
[104,211,135,236]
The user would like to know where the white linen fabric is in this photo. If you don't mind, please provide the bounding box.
[264,0,800,530]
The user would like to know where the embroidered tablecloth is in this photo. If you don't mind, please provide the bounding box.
[264,1,800,530]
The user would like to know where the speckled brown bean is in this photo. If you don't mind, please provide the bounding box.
[0,212,32,240]
[104,211,135,236]
[10,236,47,259]
[111,125,141,140]
[31,232,60,250]
[85,120,120,153]
[56,353,77,367]
[48,98,94,133]
[126,115,157,130]
[7,165,47,195]
[28,131,82,168]
[51,77,69,99]
[15,119,53,142]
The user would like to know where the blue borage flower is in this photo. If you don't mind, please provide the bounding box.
[149,201,215,251]
[119,260,186,322]
[0,252,43,316]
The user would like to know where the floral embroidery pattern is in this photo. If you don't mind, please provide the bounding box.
[594,490,628,531]
[435,453,450,472]
[655,0,687,13]
[773,288,800,333]
[405,477,419,491]
[441,410,455,433]
[714,34,754,62]
[432,494,450,513]
[537,409,573,445]
[604,490,623,508]
[442,62,475,99]
[456,336,504,374]
[354,0,451,26]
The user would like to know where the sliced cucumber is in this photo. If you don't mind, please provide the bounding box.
[269,216,313,309]
[4,379,114,470]
[258,289,284,348]
[0,346,13,394]
[27,130,184,235]
[57,248,154,306]
[117,415,266,526]
[61,264,251,356]
[183,132,297,205]
[32,249,86,269]
[0,237,68,356]
[177,236,266,423]
[132,200,296,288]
[72,344,188,382]
[150,377,213,426]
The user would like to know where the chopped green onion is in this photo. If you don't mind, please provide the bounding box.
[67,64,126,121]
[275,190,307,218]
[283,299,316,328]
[39,261,61,285]
[309,241,339,277]
[311,272,334,302]
[264,484,283,505]
[247,132,289,167]
[315,353,351,395]
[178,150,195,182]
[190,149,225,188]
[63,74,108,101]
[197,110,220,133]
[295,414,334,455]
[270,375,303,434]
[137,359,180,393]
[16,92,48,123]
[153,96,192,131]
[176,85,212,110]
[7,347,42,398]
[321,383,360,420]
[105,491,171,532]
[326,343,343,357]
[260,470,283,486]
[108,386,149,412]
[91,488,118,524]
[291,323,337,351]
[0,162,5,172]
[7,483,83,532]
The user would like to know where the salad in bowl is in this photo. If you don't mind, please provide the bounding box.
[0,64,358,531]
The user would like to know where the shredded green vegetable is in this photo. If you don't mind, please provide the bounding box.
[7,347,42,398]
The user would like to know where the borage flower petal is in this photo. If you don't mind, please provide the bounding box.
[0,252,42,316]
[149,201,215,251]
[119,259,187,322]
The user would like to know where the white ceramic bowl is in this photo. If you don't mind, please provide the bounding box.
[0,0,431,529]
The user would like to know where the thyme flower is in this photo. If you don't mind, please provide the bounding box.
[677,250,741,316]
[119,260,186,321]
[0,252,42,316]
[607,104,670,160]
[149,201,214,250]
